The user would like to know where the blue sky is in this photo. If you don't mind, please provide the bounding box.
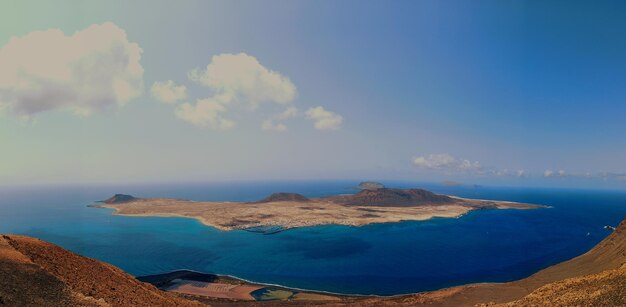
[1,0,626,188]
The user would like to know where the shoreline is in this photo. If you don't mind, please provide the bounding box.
[137,268,516,298]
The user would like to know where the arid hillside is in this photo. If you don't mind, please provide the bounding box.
[0,235,203,306]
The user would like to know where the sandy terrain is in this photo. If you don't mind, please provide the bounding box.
[94,195,541,232]
[165,279,262,300]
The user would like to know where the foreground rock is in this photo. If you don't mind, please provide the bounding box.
[92,188,543,232]
[0,235,203,306]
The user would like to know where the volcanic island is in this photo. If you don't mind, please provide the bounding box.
[92,187,544,233]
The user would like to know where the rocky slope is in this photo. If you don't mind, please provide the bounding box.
[495,266,626,306]
[0,235,203,306]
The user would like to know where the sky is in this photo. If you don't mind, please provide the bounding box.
[1,0,626,189]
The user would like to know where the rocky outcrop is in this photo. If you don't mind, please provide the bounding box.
[102,194,138,204]
[338,188,456,207]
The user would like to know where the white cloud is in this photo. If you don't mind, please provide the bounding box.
[558,170,567,177]
[175,95,235,130]
[413,153,458,169]
[517,170,526,177]
[544,169,554,177]
[413,153,484,173]
[189,53,296,109]
[176,53,301,129]
[0,22,143,117]
[261,120,287,132]
[170,53,341,132]
[151,80,187,103]
[306,106,343,130]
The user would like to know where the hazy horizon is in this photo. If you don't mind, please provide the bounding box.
[2,0,626,189]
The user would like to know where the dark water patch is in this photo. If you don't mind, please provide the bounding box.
[277,234,372,259]
[138,270,219,288]
[244,225,285,235]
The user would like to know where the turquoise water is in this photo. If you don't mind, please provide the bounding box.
[1,181,625,295]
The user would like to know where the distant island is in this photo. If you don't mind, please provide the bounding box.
[92,188,544,233]
[357,181,385,190]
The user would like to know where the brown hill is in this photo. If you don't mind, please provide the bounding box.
[255,192,310,203]
[336,188,456,207]
[495,266,626,306]
[0,235,204,306]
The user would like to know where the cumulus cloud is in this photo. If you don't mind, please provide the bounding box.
[167,53,342,132]
[177,53,302,129]
[175,95,235,130]
[188,53,296,109]
[544,170,554,177]
[306,106,343,130]
[151,80,187,103]
[0,22,143,117]
[413,153,483,173]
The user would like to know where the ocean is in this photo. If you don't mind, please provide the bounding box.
[1,180,624,295]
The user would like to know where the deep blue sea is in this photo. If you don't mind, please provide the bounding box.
[1,181,625,295]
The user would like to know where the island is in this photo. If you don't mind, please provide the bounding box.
[91,188,544,233]
[357,181,385,190]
